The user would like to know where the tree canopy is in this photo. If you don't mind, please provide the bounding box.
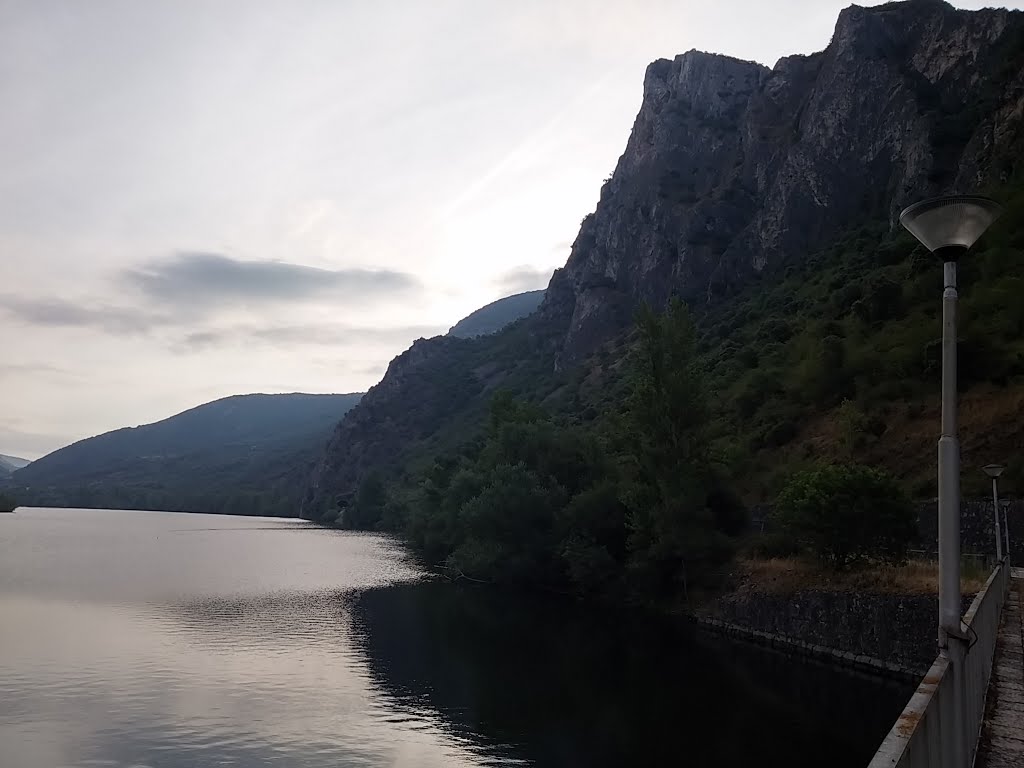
[774,464,916,569]
[353,300,745,604]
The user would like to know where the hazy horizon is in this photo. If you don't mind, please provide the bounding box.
[3,0,1020,460]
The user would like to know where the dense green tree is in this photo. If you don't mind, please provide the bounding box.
[405,395,615,589]
[361,301,747,603]
[617,300,735,599]
[774,464,916,569]
[450,463,566,583]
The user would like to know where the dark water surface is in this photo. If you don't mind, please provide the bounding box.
[0,508,911,767]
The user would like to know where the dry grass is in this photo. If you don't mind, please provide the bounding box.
[736,556,990,596]
[746,383,1024,501]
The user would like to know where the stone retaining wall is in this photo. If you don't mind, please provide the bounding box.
[701,589,975,677]
[694,615,920,681]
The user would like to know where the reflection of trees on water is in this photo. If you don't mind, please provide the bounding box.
[152,590,362,651]
[351,582,913,768]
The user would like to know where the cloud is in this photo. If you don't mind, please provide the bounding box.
[123,252,422,309]
[494,265,553,294]
[0,251,427,342]
[0,294,165,335]
[0,363,74,378]
[176,322,446,352]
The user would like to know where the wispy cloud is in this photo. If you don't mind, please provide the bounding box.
[176,322,446,352]
[494,266,552,294]
[1,250,427,343]
[0,363,74,379]
[0,294,166,335]
[123,252,422,309]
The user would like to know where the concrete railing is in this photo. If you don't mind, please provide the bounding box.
[866,561,1010,768]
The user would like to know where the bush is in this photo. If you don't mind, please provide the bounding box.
[774,464,916,569]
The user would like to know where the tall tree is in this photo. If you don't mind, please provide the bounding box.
[620,300,728,599]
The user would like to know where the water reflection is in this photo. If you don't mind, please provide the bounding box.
[0,509,486,768]
[0,509,911,768]
[350,582,912,768]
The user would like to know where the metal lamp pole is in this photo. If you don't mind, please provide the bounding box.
[984,464,1006,562]
[900,194,1002,768]
[1005,499,1011,562]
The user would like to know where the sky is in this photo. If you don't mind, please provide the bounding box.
[1,0,1020,459]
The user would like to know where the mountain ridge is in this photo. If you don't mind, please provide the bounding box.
[303,0,1024,519]
[448,290,545,338]
[0,454,31,476]
[10,392,362,515]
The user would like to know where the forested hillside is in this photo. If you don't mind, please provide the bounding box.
[302,1,1024,596]
[7,393,361,515]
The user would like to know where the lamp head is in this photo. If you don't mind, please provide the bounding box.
[899,195,1002,259]
[983,464,1006,479]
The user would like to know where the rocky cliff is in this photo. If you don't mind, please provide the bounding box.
[305,0,1024,518]
[545,0,1024,363]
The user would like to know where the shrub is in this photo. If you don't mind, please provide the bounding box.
[774,464,916,569]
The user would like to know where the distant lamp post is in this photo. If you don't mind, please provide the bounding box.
[900,195,1001,768]
[983,464,1006,562]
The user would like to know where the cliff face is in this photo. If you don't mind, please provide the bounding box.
[545,0,1024,362]
[305,0,1024,516]
[302,336,477,516]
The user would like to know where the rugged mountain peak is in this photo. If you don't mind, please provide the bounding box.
[306,0,1024,511]
[828,1,1010,82]
[643,49,768,104]
[541,0,1024,364]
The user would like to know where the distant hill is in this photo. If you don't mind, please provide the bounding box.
[0,454,31,476]
[448,290,545,338]
[7,393,361,516]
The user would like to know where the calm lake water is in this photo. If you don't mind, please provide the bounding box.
[0,508,911,767]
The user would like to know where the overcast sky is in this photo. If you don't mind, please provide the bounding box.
[1,0,1019,459]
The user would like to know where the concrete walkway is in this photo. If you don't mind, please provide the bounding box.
[976,569,1024,768]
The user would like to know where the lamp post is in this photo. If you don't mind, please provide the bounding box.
[984,464,1006,562]
[1004,495,1011,562]
[900,194,1001,768]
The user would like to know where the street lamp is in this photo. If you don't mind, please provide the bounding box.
[983,464,1006,562]
[900,194,1001,768]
